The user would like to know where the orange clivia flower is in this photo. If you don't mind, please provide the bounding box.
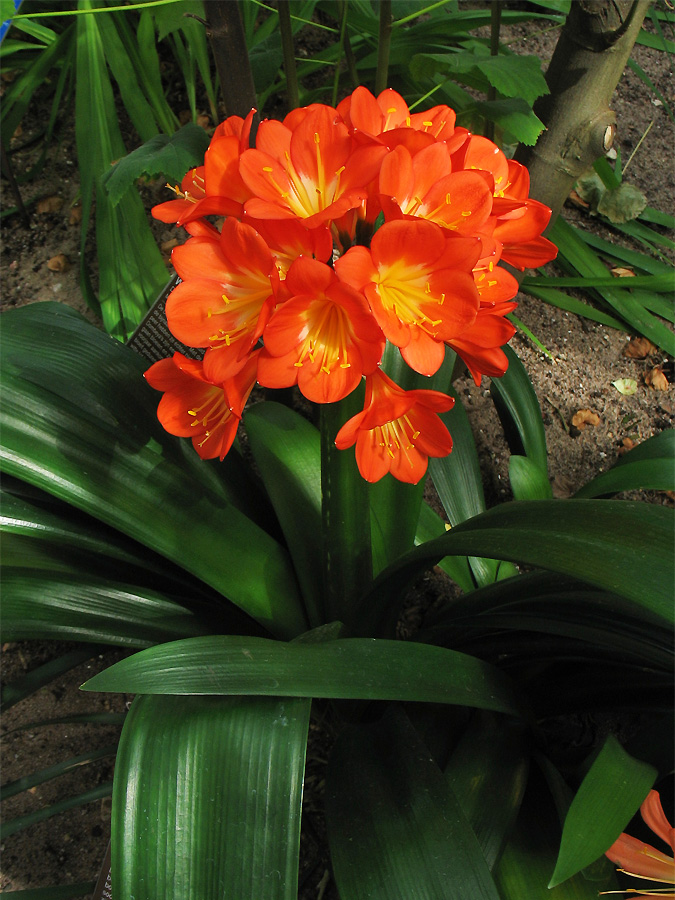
[379,143,495,235]
[490,159,557,270]
[239,104,386,228]
[602,790,675,899]
[335,368,454,484]
[152,110,255,226]
[144,351,258,461]
[337,86,468,154]
[166,217,279,383]
[257,256,385,404]
[335,218,480,377]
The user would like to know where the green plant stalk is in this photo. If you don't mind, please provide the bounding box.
[320,390,372,628]
[277,0,299,112]
[374,0,392,95]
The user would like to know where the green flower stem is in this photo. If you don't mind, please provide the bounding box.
[320,387,372,629]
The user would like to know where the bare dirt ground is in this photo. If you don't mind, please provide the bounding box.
[1,9,673,898]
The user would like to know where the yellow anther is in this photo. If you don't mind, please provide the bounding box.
[461,211,471,217]
[262,166,273,173]
[314,132,320,144]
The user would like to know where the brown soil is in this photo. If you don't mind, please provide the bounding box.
[1,8,673,899]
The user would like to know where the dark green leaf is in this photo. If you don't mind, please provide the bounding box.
[494,765,618,899]
[0,782,113,839]
[326,706,502,900]
[363,501,674,634]
[550,735,657,887]
[244,401,323,628]
[1,569,208,647]
[103,125,210,206]
[82,635,526,719]
[112,694,310,900]
[445,713,529,870]
[490,346,548,473]
[1,647,97,711]
[0,883,95,900]
[0,304,307,639]
[1,744,118,801]
[509,455,553,500]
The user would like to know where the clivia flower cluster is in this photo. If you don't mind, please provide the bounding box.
[146,87,557,484]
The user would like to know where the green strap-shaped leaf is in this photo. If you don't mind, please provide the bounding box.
[445,713,529,871]
[494,765,618,899]
[549,735,657,887]
[244,401,323,628]
[550,218,675,356]
[1,647,97,711]
[1,570,209,647]
[76,2,167,339]
[111,694,310,900]
[1,487,211,598]
[82,635,526,718]
[1,303,306,639]
[508,455,553,500]
[414,502,475,594]
[0,883,95,899]
[429,382,510,588]
[1,744,118,801]
[429,385,486,524]
[325,706,502,900]
[489,345,549,474]
[362,501,674,633]
[0,782,113,839]
[574,429,675,498]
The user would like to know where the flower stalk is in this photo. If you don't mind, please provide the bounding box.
[320,388,372,627]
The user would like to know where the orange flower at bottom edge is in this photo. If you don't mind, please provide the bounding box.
[145,351,258,461]
[602,789,675,899]
[335,368,454,484]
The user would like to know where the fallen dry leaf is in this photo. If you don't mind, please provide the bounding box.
[37,195,64,214]
[623,336,657,359]
[197,113,210,129]
[568,189,590,209]
[178,109,192,126]
[12,124,22,140]
[645,367,669,391]
[572,409,601,429]
[47,253,70,272]
[617,437,636,456]
[611,267,635,278]
[1,70,17,84]
[69,204,82,225]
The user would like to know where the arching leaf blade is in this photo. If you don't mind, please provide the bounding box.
[325,706,502,900]
[112,694,310,900]
[82,635,526,719]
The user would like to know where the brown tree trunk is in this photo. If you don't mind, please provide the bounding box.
[515,0,652,225]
